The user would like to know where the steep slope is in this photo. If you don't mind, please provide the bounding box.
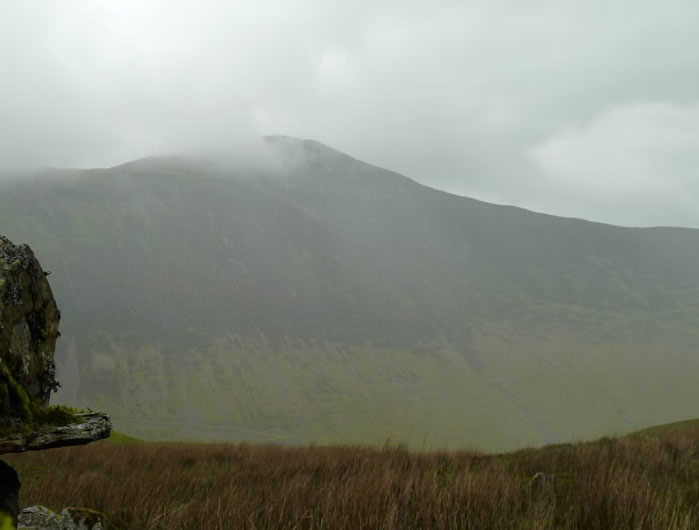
[1,137,698,450]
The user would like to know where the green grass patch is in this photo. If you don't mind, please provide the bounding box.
[32,405,85,427]
[98,431,145,445]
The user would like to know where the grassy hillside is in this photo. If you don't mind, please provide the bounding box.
[6,420,699,529]
[631,418,699,437]
[1,137,699,449]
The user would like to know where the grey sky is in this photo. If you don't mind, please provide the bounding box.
[2,1,699,228]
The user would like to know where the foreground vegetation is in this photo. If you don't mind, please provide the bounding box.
[5,421,699,529]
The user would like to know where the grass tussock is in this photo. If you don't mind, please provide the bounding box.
[5,424,699,530]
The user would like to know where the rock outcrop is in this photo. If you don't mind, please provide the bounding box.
[0,236,111,529]
[0,412,111,454]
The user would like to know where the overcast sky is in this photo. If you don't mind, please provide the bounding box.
[2,1,699,227]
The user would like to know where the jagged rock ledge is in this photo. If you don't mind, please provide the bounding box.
[0,412,111,455]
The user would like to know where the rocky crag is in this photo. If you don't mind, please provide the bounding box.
[0,236,111,529]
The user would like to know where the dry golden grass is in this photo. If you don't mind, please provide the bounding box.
[5,423,699,529]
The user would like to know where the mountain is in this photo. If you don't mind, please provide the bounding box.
[1,136,698,451]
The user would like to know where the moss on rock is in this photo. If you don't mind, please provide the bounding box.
[0,363,84,434]
[0,364,32,422]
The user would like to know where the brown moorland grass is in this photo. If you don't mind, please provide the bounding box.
[5,423,699,529]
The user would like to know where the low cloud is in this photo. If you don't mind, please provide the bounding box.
[530,102,699,226]
[1,0,699,226]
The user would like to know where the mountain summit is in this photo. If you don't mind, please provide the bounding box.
[1,138,698,450]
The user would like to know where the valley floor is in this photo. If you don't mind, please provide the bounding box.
[5,421,699,529]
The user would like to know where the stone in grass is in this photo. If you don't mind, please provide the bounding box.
[18,505,105,530]
[59,508,105,530]
[16,505,60,530]
[528,471,558,500]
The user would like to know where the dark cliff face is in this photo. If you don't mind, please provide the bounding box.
[0,235,60,410]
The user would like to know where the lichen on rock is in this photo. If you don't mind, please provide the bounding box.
[15,505,58,530]
[17,505,106,530]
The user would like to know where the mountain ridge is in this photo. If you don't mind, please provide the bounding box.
[11,136,699,231]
